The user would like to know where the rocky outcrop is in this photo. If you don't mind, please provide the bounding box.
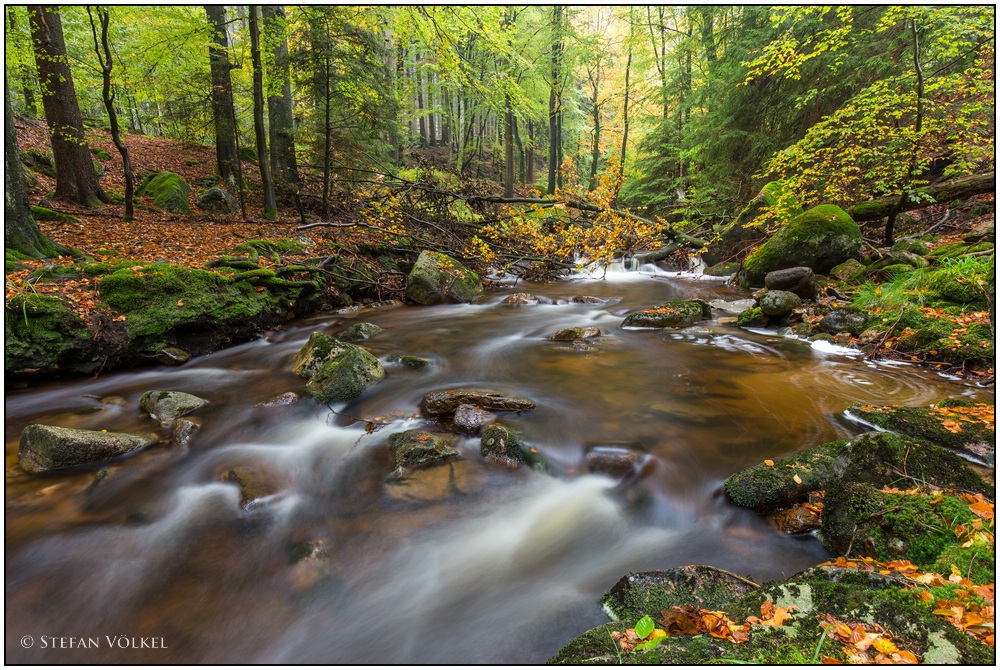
[404,250,483,305]
[19,424,158,473]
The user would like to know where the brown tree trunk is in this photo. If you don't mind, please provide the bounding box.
[262,5,299,195]
[87,7,134,221]
[28,5,109,205]
[503,99,514,197]
[205,5,238,184]
[249,5,276,219]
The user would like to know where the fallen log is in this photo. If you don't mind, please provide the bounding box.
[847,171,994,222]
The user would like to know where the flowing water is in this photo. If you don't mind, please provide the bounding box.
[5,267,991,663]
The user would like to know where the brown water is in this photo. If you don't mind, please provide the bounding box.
[5,268,991,663]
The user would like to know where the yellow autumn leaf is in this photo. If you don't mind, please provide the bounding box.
[764,459,775,467]
[872,636,898,654]
[792,474,802,484]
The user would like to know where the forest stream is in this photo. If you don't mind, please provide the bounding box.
[4,267,991,664]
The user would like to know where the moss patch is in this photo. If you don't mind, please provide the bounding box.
[5,293,94,372]
[135,171,191,214]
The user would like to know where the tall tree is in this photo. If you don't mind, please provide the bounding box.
[86,6,135,221]
[205,5,238,184]
[248,5,277,218]
[261,5,299,195]
[547,5,562,194]
[5,72,71,258]
[28,5,109,205]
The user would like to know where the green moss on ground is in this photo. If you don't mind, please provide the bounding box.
[5,293,93,372]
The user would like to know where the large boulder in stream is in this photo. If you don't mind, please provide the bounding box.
[620,300,711,329]
[19,424,158,473]
[405,250,483,305]
[388,429,460,476]
[140,390,208,427]
[292,332,385,403]
[420,388,535,417]
[741,204,862,287]
[480,423,552,472]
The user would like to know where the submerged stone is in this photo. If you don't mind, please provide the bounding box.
[551,326,602,341]
[140,390,208,427]
[585,444,648,481]
[339,322,384,342]
[502,293,539,305]
[254,391,300,408]
[19,424,158,474]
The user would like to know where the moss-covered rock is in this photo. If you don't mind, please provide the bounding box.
[723,432,989,514]
[30,206,81,224]
[20,148,56,178]
[741,205,862,287]
[135,171,191,213]
[5,293,95,373]
[139,390,208,427]
[196,186,239,213]
[847,400,994,465]
[404,250,483,304]
[602,566,757,622]
[339,322,384,341]
[736,306,768,328]
[18,424,158,474]
[388,429,460,474]
[480,423,552,472]
[620,300,710,329]
[829,258,867,284]
[306,345,385,403]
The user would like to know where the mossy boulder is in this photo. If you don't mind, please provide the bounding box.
[136,171,191,213]
[847,400,994,465]
[292,332,385,404]
[621,300,710,329]
[388,429,460,475]
[829,258,867,284]
[723,432,988,515]
[892,312,993,365]
[480,423,552,472]
[735,307,768,328]
[196,186,239,213]
[339,322,384,341]
[741,205,862,287]
[602,566,757,622]
[404,250,483,304]
[758,290,801,317]
[819,308,869,335]
[20,148,56,178]
[701,181,801,266]
[5,293,95,373]
[19,424,158,474]
[139,390,208,427]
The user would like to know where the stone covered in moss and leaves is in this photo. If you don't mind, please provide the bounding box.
[741,205,862,287]
[338,321,384,341]
[19,424,158,474]
[388,429,460,475]
[602,566,757,622]
[292,333,385,404]
[620,300,710,329]
[135,171,191,213]
[405,250,483,304]
[5,293,94,373]
[480,423,552,472]
[30,205,81,224]
[847,398,994,465]
[723,432,989,514]
[735,306,768,328]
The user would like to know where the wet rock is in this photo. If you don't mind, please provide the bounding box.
[709,298,756,314]
[386,354,431,368]
[704,262,740,277]
[292,333,385,404]
[420,388,536,417]
[736,307,768,328]
[171,418,201,446]
[502,293,539,305]
[479,423,551,472]
[767,505,821,534]
[338,322,384,342]
[846,398,995,465]
[819,308,868,335]
[384,460,486,502]
[405,250,483,305]
[254,391,300,407]
[601,565,757,622]
[833,331,853,344]
[140,390,208,427]
[571,295,618,304]
[551,326,602,341]
[196,186,239,213]
[585,444,648,481]
[764,266,817,300]
[388,429,460,475]
[155,346,192,365]
[100,395,129,407]
[18,424,158,474]
[288,540,332,593]
[221,463,284,508]
[453,404,497,435]
[759,289,802,317]
[621,300,710,329]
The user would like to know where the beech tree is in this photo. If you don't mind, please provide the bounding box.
[262,5,299,194]
[205,5,238,184]
[28,5,110,205]
[248,4,277,218]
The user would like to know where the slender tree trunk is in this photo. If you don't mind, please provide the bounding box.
[321,54,332,220]
[28,5,109,205]
[7,8,38,117]
[526,120,535,186]
[547,5,561,194]
[617,46,632,197]
[416,52,427,148]
[5,74,71,258]
[885,19,925,247]
[588,74,601,192]
[427,70,436,147]
[262,5,299,195]
[249,5,276,219]
[205,5,238,184]
[87,6,134,221]
[503,98,514,197]
[513,114,525,186]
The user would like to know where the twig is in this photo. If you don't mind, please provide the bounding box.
[888,469,994,503]
[863,307,906,361]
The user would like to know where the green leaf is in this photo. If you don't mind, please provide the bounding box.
[634,615,655,639]
[635,636,666,652]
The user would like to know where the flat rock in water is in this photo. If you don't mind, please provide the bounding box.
[19,424,158,474]
[768,504,821,534]
[221,463,286,509]
[155,346,192,365]
[502,293,539,305]
[551,326,602,341]
[254,392,300,407]
[386,354,431,368]
[171,418,201,446]
[383,460,486,502]
[140,390,208,427]
[601,565,756,621]
[388,429,460,475]
[571,295,615,304]
[585,444,648,481]
[453,404,497,435]
[338,322,384,341]
[420,388,536,417]
[621,300,710,329]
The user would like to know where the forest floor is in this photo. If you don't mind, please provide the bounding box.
[6,116,996,384]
